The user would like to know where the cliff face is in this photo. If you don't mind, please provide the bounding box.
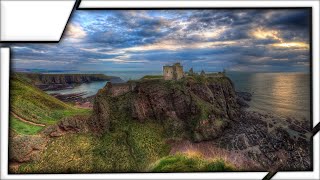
[16,73,123,90]
[90,76,240,142]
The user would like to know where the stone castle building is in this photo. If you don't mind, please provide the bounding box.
[163,63,184,80]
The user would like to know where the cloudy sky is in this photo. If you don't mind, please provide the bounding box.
[10,9,311,72]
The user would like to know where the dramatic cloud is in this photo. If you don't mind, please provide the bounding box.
[65,23,87,39]
[8,9,311,72]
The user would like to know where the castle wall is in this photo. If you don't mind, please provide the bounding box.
[174,65,184,80]
[163,66,174,80]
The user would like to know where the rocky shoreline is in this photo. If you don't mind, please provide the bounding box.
[50,92,95,109]
[9,75,312,173]
[230,91,311,171]
[89,76,312,171]
[216,110,311,171]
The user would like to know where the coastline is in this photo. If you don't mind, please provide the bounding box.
[8,72,312,173]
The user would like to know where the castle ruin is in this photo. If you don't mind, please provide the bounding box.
[163,63,184,80]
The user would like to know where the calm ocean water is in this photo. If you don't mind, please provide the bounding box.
[45,71,162,97]
[227,72,311,121]
[46,71,311,121]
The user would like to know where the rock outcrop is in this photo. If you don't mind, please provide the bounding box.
[9,135,48,163]
[43,115,90,137]
[90,76,240,141]
[236,91,252,108]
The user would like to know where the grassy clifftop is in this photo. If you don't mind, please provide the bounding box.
[10,75,90,135]
[16,72,121,84]
[14,72,123,90]
[92,75,240,141]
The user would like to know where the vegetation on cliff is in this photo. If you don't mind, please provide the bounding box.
[10,75,91,135]
[16,72,120,84]
[141,75,163,80]
[91,75,240,142]
[9,73,312,173]
[151,154,234,172]
[17,120,169,173]
[14,72,123,90]
[10,74,240,173]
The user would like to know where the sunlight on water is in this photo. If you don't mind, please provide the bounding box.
[227,72,310,121]
[45,71,311,121]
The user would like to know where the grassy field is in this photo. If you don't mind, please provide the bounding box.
[10,75,91,135]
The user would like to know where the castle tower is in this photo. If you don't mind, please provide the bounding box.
[163,62,184,80]
[163,65,174,80]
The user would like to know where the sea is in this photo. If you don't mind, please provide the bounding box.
[45,71,311,121]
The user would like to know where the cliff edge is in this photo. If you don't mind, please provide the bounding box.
[15,73,123,90]
[90,75,240,142]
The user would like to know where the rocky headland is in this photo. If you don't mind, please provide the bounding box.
[88,75,311,171]
[15,72,123,91]
[9,74,311,173]
[90,75,239,140]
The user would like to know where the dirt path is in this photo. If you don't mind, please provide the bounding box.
[10,112,46,127]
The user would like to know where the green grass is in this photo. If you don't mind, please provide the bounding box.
[151,154,234,172]
[10,117,44,135]
[141,75,163,80]
[18,120,170,173]
[92,120,170,172]
[18,134,98,173]
[13,74,237,173]
[127,121,170,170]
[15,72,116,85]
[9,75,92,134]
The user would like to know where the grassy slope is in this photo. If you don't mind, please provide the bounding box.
[10,75,91,135]
[10,117,44,135]
[151,154,234,172]
[19,121,170,173]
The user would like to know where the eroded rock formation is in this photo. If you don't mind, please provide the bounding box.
[90,76,240,141]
